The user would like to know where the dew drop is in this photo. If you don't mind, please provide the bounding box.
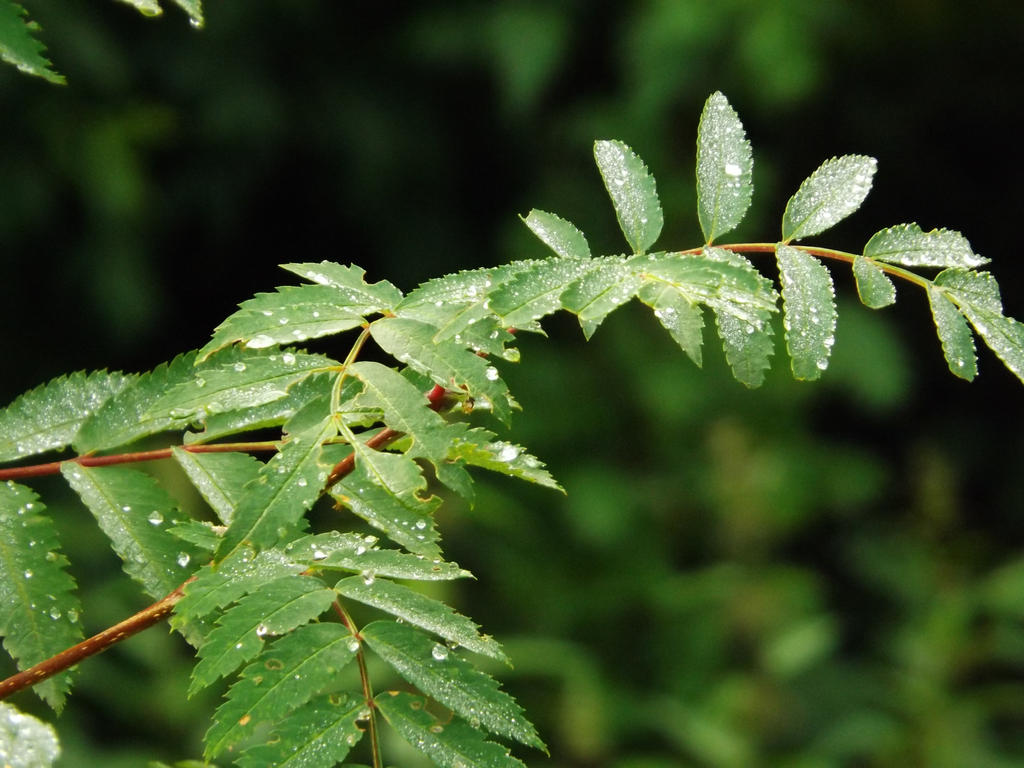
[312,549,327,561]
[23,570,33,579]
[361,570,376,585]
[484,366,499,381]
[414,519,427,530]
[724,162,743,177]
[497,444,520,462]
[431,643,449,661]
[48,607,62,620]
[177,552,191,568]
[233,361,247,372]
[247,334,276,349]
[148,510,164,526]
[282,352,297,365]
[347,638,360,652]
[256,623,269,637]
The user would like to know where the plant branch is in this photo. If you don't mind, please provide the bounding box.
[0,578,193,702]
[0,440,281,481]
[0,384,452,702]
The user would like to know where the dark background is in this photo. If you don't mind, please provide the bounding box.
[2,2,1024,766]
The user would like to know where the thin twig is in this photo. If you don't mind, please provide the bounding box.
[0,441,281,481]
[0,578,193,701]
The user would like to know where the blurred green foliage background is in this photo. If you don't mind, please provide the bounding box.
[2,1,1024,766]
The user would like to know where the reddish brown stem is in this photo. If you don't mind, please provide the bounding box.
[0,578,193,701]
[0,385,452,701]
[0,441,281,481]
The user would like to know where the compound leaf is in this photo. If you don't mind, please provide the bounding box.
[696,91,753,243]
[330,450,442,557]
[852,256,896,309]
[370,318,514,423]
[235,694,365,768]
[0,482,82,710]
[183,372,335,445]
[782,155,877,242]
[348,361,466,471]
[363,620,544,749]
[173,549,304,627]
[593,140,663,254]
[189,574,336,696]
[198,285,371,361]
[216,416,337,558]
[60,464,201,599]
[560,256,642,339]
[377,691,527,768]
[284,532,472,581]
[521,209,591,259]
[959,306,1024,385]
[204,623,358,757]
[486,258,593,333]
[777,244,838,380]
[281,262,403,310]
[0,0,64,84]
[864,223,988,269]
[636,280,705,365]
[449,428,562,492]
[637,249,777,386]
[935,268,1002,313]
[73,354,196,453]
[172,448,262,526]
[926,285,977,380]
[148,351,335,422]
[336,576,507,662]
[0,371,132,462]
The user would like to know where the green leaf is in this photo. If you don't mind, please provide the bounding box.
[560,257,642,339]
[189,575,336,696]
[60,464,202,598]
[593,140,663,254]
[696,91,753,244]
[959,306,1024,385]
[636,249,777,386]
[864,223,988,269]
[377,691,527,768]
[73,354,196,453]
[370,317,515,423]
[236,694,364,768]
[485,258,593,333]
[852,256,896,309]
[521,209,591,259]
[776,244,838,380]
[183,372,335,445]
[363,621,544,749]
[147,351,335,422]
[173,549,303,626]
[926,285,977,380]
[198,285,372,361]
[172,448,262,526]
[0,1,64,84]
[934,268,1002,313]
[636,281,705,366]
[395,264,526,356]
[0,371,132,462]
[204,623,358,757]
[216,416,337,558]
[331,449,443,557]
[172,0,203,26]
[348,361,466,473]
[281,262,403,309]
[336,576,507,662]
[284,532,473,581]
[168,520,221,552]
[448,428,562,492]
[781,155,877,242]
[0,482,83,710]
[0,702,60,767]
